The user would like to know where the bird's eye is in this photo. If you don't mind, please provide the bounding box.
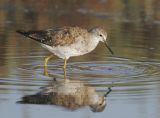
[99,34,103,37]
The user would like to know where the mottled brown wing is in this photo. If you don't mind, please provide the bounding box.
[16,26,88,47]
[48,26,88,46]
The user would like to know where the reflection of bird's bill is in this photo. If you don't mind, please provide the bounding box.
[104,87,112,97]
[104,41,114,55]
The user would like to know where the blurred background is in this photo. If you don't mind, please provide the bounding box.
[0,0,160,118]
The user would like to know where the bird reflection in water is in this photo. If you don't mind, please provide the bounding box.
[18,78,112,112]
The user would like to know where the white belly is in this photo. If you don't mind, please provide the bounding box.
[41,38,99,59]
[41,44,81,59]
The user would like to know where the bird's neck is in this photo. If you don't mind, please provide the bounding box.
[88,35,100,49]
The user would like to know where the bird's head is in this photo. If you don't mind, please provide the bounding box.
[89,27,114,55]
[89,96,106,112]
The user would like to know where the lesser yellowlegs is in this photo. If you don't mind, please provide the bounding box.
[16,26,113,79]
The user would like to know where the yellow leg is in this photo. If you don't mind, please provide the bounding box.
[63,57,67,80]
[44,54,53,76]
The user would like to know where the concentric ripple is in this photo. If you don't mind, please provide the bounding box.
[15,57,160,99]
[23,57,160,82]
[69,59,160,79]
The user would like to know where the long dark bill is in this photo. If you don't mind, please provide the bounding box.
[104,41,114,55]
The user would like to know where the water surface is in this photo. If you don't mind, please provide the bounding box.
[0,0,160,118]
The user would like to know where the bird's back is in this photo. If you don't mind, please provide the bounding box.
[16,26,89,47]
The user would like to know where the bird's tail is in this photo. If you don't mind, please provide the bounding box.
[16,30,39,41]
[16,29,52,46]
[16,30,29,37]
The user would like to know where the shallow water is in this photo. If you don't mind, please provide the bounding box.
[0,0,160,118]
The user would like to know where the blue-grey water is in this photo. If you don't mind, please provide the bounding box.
[0,0,160,118]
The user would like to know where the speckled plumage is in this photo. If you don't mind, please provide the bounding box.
[16,26,89,47]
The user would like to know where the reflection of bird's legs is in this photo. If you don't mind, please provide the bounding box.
[44,54,53,76]
[63,57,67,80]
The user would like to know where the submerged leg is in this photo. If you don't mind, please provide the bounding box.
[63,57,67,80]
[44,54,53,76]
